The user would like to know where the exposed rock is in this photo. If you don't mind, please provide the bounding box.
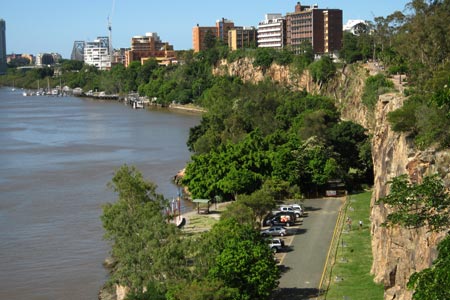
[213,59,371,130]
[98,284,117,300]
[115,285,129,300]
[213,58,317,93]
[370,92,448,300]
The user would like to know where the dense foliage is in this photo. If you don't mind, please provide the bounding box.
[361,74,395,109]
[101,165,279,299]
[407,235,450,300]
[369,0,450,149]
[378,174,450,231]
[183,79,372,200]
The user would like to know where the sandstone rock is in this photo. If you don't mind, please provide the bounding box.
[370,91,448,300]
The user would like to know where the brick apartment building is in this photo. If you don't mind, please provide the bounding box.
[125,32,175,67]
[192,18,235,52]
[286,2,342,55]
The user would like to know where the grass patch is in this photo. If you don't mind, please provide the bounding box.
[325,191,384,300]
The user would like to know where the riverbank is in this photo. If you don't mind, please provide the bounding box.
[179,201,231,234]
[168,103,206,114]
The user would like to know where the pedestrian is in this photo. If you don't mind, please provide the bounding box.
[346,217,352,231]
[359,220,363,230]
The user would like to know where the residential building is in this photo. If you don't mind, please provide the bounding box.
[84,37,111,70]
[0,19,6,74]
[125,32,175,67]
[192,18,235,52]
[228,26,257,50]
[343,19,368,35]
[286,2,342,55]
[112,48,129,65]
[257,14,286,49]
[7,53,34,65]
[36,53,61,66]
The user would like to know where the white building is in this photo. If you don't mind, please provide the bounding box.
[257,14,285,49]
[84,37,111,70]
[343,19,368,35]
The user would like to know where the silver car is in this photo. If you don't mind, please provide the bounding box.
[261,226,288,237]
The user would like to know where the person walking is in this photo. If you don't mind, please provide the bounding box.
[346,217,352,231]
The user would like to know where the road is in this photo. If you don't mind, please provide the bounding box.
[272,198,344,300]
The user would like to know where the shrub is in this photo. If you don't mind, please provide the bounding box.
[361,74,394,109]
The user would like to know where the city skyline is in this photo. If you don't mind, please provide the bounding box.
[3,0,411,59]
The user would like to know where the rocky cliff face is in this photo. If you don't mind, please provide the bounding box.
[213,58,316,92]
[213,59,370,129]
[215,58,450,300]
[370,92,449,300]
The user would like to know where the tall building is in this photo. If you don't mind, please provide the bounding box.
[257,14,286,49]
[192,18,235,52]
[228,26,257,50]
[124,32,175,67]
[0,19,6,75]
[286,2,342,55]
[84,37,111,70]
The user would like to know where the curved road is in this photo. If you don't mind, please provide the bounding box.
[272,198,344,300]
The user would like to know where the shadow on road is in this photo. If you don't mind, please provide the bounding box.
[293,228,307,235]
[304,206,321,212]
[271,287,322,300]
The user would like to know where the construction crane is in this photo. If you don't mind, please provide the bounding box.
[107,0,116,64]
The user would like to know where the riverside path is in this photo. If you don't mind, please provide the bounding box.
[272,197,345,300]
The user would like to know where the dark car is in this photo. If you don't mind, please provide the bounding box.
[265,213,295,227]
[264,211,296,226]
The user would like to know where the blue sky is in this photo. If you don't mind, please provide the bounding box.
[2,0,411,59]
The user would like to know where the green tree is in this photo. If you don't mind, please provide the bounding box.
[238,189,276,226]
[101,165,183,293]
[203,30,217,50]
[379,174,450,231]
[206,218,280,300]
[407,235,450,300]
[340,31,362,63]
[309,55,336,84]
[253,47,276,70]
[361,74,394,109]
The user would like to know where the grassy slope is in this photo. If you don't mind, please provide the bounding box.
[325,191,384,300]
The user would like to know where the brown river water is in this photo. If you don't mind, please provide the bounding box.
[0,88,200,299]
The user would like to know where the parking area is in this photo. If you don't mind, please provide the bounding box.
[269,198,345,300]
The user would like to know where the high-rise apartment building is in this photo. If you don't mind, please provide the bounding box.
[84,37,111,70]
[228,26,257,50]
[125,32,175,67]
[192,18,235,52]
[257,14,286,49]
[286,2,342,55]
[0,19,7,75]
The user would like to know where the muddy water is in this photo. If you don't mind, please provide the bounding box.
[0,88,200,299]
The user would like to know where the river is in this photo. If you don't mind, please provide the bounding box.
[0,87,201,300]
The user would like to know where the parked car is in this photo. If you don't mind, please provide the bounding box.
[261,226,288,237]
[266,238,285,253]
[268,210,297,223]
[290,204,304,212]
[280,205,303,217]
[267,214,295,227]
